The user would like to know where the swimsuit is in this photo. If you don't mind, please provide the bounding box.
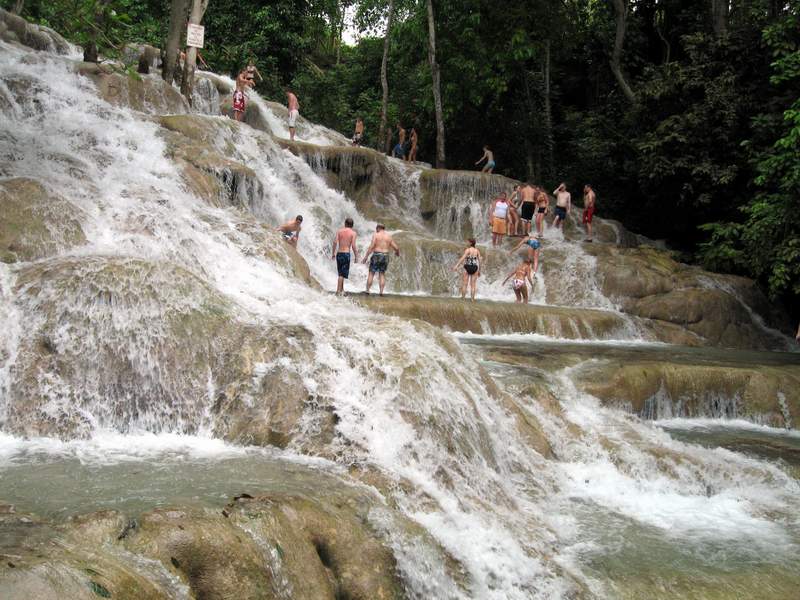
[554,206,567,220]
[336,252,351,278]
[512,278,525,291]
[369,252,389,274]
[288,109,299,127]
[520,202,535,221]
[232,89,245,112]
[486,160,496,169]
[464,255,479,275]
[583,205,595,224]
[525,238,541,250]
[282,230,297,241]
[537,206,546,214]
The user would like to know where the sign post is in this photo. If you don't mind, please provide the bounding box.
[186,24,205,48]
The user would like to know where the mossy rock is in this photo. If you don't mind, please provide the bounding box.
[0,178,86,262]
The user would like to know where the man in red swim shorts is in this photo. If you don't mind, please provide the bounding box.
[582,184,596,242]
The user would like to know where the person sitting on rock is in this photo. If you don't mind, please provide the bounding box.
[278,215,303,247]
[476,145,495,173]
[502,258,535,304]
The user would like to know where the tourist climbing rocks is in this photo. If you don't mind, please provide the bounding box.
[452,239,482,301]
[332,217,359,295]
[553,183,571,229]
[362,224,400,296]
[352,117,364,146]
[534,187,549,238]
[286,88,300,141]
[489,192,510,247]
[503,258,535,304]
[510,234,540,279]
[476,145,495,173]
[518,183,536,236]
[583,184,596,242]
[278,215,303,247]
[232,69,249,121]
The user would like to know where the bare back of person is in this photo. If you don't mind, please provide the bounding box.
[372,230,394,253]
[335,227,357,253]
[287,92,299,112]
[521,185,535,203]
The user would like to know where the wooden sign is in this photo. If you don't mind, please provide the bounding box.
[186,24,205,48]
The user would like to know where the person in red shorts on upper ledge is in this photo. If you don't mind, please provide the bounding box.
[583,184,596,242]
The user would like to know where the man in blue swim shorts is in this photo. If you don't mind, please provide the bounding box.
[362,224,400,296]
[331,217,359,295]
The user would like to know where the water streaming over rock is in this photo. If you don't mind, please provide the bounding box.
[0,29,799,600]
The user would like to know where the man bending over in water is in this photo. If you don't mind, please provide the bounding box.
[510,234,540,279]
[277,215,303,247]
[362,224,400,296]
[502,258,535,304]
[332,217,359,295]
[553,183,571,229]
[476,145,495,173]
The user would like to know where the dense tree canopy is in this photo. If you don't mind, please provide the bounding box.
[5,0,799,315]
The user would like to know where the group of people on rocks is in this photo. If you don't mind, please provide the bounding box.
[232,60,300,141]
[276,181,595,305]
[392,123,419,161]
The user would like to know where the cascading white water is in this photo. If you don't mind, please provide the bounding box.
[1,35,798,600]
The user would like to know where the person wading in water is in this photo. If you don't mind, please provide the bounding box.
[362,224,400,295]
[452,239,482,300]
[331,217,359,295]
[502,258,535,304]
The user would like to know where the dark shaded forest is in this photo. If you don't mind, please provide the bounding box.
[5,0,799,316]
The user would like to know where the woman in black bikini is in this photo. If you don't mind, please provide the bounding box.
[452,239,482,300]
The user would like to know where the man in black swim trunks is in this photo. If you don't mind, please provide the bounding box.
[332,217,359,295]
[361,224,400,295]
[518,183,536,236]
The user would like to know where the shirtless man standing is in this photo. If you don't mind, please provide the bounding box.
[518,183,536,236]
[393,124,406,159]
[232,70,249,121]
[583,184,596,242]
[277,215,303,247]
[352,117,364,146]
[332,217,359,295]
[286,88,300,141]
[362,224,400,295]
[553,183,571,229]
[476,145,495,173]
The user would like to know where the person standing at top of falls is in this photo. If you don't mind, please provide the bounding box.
[407,127,418,162]
[509,234,540,279]
[278,215,303,247]
[502,258,535,304]
[476,145,495,173]
[534,187,549,238]
[246,60,262,85]
[286,88,300,141]
[489,192,510,247]
[518,183,536,236]
[552,183,571,229]
[507,185,521,236]
[232,70,249,122]
[393,123,406,159]
[352,117,365,146]
[583,184,596,242]
[332,217,359,295]
[452,238,482,301]
[362,224,400,296]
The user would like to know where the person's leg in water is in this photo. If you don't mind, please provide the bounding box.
[513,286,522,303]
[521,284,529,304]
[378,272,386,296]
[366,271,374,294]
[337,274,344,295]
[460,270,468,299]
[469,273,478,300]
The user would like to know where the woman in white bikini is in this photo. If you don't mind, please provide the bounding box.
[502,258,535,304]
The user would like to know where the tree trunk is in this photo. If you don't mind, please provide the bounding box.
[180,0,210,103]
[610,0,637,104]
[12,0,24,14]
[163,0,189,85]
[542,39,554,181]
[379,0,396,154]
[711,0,728,37]
[521,69,536,181]
[426,0,446,168]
